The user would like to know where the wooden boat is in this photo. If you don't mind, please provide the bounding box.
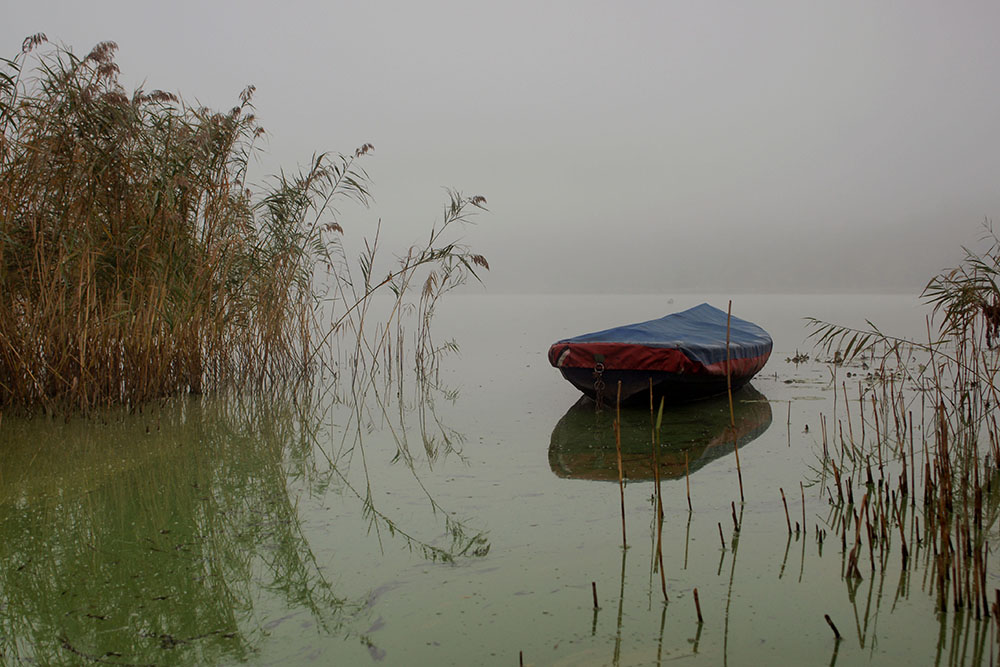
[548,386,772,481]
[547,303,772,404]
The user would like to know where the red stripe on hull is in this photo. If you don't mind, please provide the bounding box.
[549,342,770,378]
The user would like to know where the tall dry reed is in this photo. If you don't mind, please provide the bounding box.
[0,37,487,414]
[807,222,1000,619]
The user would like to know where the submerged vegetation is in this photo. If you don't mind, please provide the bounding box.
[0,393,356,664]
[0,35,487,414]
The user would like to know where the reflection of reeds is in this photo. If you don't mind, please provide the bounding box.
[0,393,351,663]
[0,386,490,663]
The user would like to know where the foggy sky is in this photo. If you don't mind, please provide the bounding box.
[4,1,998,294]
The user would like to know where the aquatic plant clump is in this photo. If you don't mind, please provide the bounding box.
[0,36,487,413]
[0,36,339,411]
[806,224,1000,622]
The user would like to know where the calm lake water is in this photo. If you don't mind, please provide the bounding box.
[0,292,985,666]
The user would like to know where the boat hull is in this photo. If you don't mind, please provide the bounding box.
[557,364,759,405]
[548,303,772,404]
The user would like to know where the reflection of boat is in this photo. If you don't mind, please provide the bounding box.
[547,303,772,404]
[548,386,772,481]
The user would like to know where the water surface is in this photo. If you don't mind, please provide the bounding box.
[2,292,984,665]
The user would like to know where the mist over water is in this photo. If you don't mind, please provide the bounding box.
[3,2,997,295]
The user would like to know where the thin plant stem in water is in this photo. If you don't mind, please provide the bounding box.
[615,381,627,550]
[653,395,668,602]
[726,301,745,504]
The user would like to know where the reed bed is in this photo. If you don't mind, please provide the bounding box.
[803,351,1000,623]
[807,225,1000,625]
[0,36,487,415]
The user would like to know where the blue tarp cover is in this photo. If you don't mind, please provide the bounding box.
[556,303,772,367]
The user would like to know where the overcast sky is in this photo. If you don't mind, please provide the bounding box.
[5,1,998,294]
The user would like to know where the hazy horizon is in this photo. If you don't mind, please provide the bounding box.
[4,1,996,296]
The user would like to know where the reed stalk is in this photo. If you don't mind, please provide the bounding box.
[685,450,692,512]
[726,300,734,427]
[781,487,792,534]
[615,381,626,549]
[725,301,745,504]
[825,614,842,640]
[800,481,807,534]
[654,396,668,601]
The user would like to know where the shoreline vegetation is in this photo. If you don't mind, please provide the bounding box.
[805,223,1000,622]
[0,35,487,415]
